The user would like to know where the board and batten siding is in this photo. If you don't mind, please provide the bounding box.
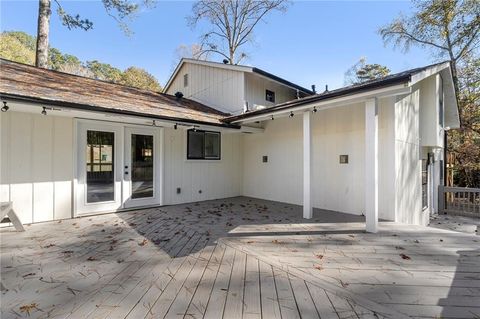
[166,63,245,115]
[394,89,425,225]
[0,111,243,224]
[163,127,243,205]
[0,111,74,223]
[243,73,299,110]
[242,99,396,220]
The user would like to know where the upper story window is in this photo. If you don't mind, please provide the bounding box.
[266,89,275,103]
[187,129,221,160]
[184,73,189,87]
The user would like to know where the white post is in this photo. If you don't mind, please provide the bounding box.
[303,110,312,219]
[365,98,378,233]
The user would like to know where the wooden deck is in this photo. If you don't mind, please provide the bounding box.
[1,197,479,318]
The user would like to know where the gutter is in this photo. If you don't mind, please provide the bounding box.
[224,75,411,124]
[0,93,241,129]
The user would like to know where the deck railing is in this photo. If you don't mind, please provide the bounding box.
[439,186,480,218]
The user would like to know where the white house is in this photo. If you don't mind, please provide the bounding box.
[164,58,314,115]
[0,58,459,231]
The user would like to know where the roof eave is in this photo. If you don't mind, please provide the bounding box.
[0,92,240,129]
[223,76,411,124]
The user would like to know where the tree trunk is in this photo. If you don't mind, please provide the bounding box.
[36,0,51,68]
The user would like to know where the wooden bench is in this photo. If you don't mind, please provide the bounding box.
[0,202,25,232]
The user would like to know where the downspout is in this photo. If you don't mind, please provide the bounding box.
[443,131,448,186]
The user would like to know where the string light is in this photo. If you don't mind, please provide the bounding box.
[271,115,274,120]
[41,107,47,115]
[1,101,8,112]
[289,111,294,118]
[313,107,317,113]
[174,123,178,130]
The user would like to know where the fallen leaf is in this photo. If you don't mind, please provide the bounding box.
[87,256,97,261]
[314,265,323,271]
[139,239,148,246]
[395,246,405,250]
[315,254,324,259]
[400,253,411,260]
[19,303,39,315]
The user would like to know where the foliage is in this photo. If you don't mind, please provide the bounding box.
[188,0,288,64]
[344,57,390,85]
[86,60,124,82]
[379,0,480,187]
[0,32,36,65]
[120,66,162,92]
[1,31,162,92]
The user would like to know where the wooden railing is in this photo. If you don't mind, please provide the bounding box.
[439,186,480,218]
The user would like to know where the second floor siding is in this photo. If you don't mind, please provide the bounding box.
[165,62,245,115]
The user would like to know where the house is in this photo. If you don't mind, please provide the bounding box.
[0,58,459,231]
[164,58,314,115]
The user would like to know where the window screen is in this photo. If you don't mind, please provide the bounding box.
[187,129,221,160]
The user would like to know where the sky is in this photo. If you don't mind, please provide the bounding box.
[0,0,437,90]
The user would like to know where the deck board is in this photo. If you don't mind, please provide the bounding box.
[2,197,479,319]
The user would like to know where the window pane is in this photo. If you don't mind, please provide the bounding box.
[86,130,114,203]
[205,132,220,159]
[131,134,154,199]
[188,130,204,159]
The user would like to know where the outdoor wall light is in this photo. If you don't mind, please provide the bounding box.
[1,101,9,112]
[174,123,178,130]
[313,107,318,113]
[271,115,274,120]
[289,111,294,118]
[41,107,47,115]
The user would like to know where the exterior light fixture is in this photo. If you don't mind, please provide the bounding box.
[313,107,317,113]
[271,115,274,120]
[289,111,294,118]
[174,123,178,130]
[1,101,8,112]
[152,120,156,126]
[41,107,47,115]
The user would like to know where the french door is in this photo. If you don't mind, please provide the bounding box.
[123,127,161,208]
[75,120,161,216]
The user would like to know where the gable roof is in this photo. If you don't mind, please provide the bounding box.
[0,59,236,127]
[223,61,459,126]
[164,58,314,95]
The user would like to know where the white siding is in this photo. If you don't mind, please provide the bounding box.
[394,89,425,225]
[244,73,299,110]
[165,63,245,115]
[1,111,242,224]
[419,75,443,148]
[242,99,396,218]
[1,112,74,224]
[163,128,243,205]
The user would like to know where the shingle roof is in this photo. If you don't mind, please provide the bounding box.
[223,61,451,123]
[0,59,233,127]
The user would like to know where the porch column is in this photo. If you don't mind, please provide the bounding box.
[303,110,312,219]
[365,98,378,233]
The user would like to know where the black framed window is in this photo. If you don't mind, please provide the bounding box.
[187,129,221,160]
[266,89,275,103]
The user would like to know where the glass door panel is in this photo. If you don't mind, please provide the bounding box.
[86,130,115,203]
[131,134,154,199]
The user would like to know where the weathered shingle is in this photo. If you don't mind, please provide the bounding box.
[0,59,230,126]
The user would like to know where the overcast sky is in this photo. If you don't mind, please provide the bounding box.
[1,0,437,89]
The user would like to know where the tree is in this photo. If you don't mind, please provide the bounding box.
[0,32,36,65]
[86,60,124,82]
[379,0,480,97]
[379,0,480,187]
[344,57,390,85]
[120,67,162,92]
[35,0,155,68]
[188,0,288,64]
